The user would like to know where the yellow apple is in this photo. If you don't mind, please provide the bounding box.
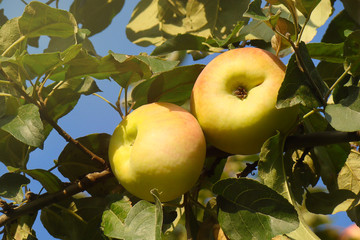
[108,102,206,202]
[190,48,298,155]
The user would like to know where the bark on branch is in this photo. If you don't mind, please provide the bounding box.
[0,168,112,227]
[284,131,360,150]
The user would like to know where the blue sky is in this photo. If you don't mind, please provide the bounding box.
[0,0,353,239]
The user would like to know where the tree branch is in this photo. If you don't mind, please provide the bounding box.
[0,168,113,227]
[285,131,360,150]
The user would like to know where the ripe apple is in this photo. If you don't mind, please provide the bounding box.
[190,48,298,155]
[340,224,360,240]
[108,102,206,202]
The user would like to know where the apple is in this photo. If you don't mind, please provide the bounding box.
[190,47,298,155]
[340,224,360,240]
[108,102,206,202]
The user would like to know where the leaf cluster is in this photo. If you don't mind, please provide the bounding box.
[0,0,359,240]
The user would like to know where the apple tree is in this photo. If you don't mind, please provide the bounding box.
[0,0,360,239]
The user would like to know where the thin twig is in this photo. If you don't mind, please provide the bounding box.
[324,64,352,101]
[296,17,310,46]
[92,93,121,115]
[116,87,124,119]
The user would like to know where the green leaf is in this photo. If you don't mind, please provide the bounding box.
[258,133,298,199]
[213,178,299,239]
[341,0,360,26]
[102,190,163,240]
[257,133,321,239]
[41,197,107,240]
[322,10,360,43]
[3,213,37,240]
[22,52,62,77]
[287,221,321,240]
[273,0,333,45]
[41,77,100,137]
[132,64,204,108]
[317,61,346,86]
[10,168,63,193]
[312,143,350,191]
[295,0,321,18]
[337,152,360,194]
[152,34,208,56]
[305,190,357,214]
[277,54,321,108]
[0,9,8,27]
[45,30,97,56]
[58,133,118,197]
[101,196,132,238]
[0,130,29,169]
[0,17,26,56]
[306,42,345,63]
[64,50,118,81]
[325,86,360,132]
[344,30,360,76]
[0,104,44,148]
[70,0,124,36]
[126,0,250,47]
[18,1,77,38]
[243,0,269,21]
[152,21,245,56]
[0,172,29,203]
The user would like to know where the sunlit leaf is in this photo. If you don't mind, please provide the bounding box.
[102,190,163,240]
[0,17,25,56]
[70,0,124,36]
[244,0,269,21]
[337,152,360,194]
[22,52,62,77]
[3,212,37,240]
[126,0,249,47]
[325,86,360,132]
[295,0,321,18]
[101,196,132,238]
[19,1,77,38]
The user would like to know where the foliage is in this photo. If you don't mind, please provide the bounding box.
[0,0,359,239]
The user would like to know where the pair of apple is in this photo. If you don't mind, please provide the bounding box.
[108,48,298,202]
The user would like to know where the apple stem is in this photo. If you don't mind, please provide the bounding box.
[234,86,247,100]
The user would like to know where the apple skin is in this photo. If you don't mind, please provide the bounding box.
[190,48,298,155]
[340,224,360,240]
[108,102,206,202]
